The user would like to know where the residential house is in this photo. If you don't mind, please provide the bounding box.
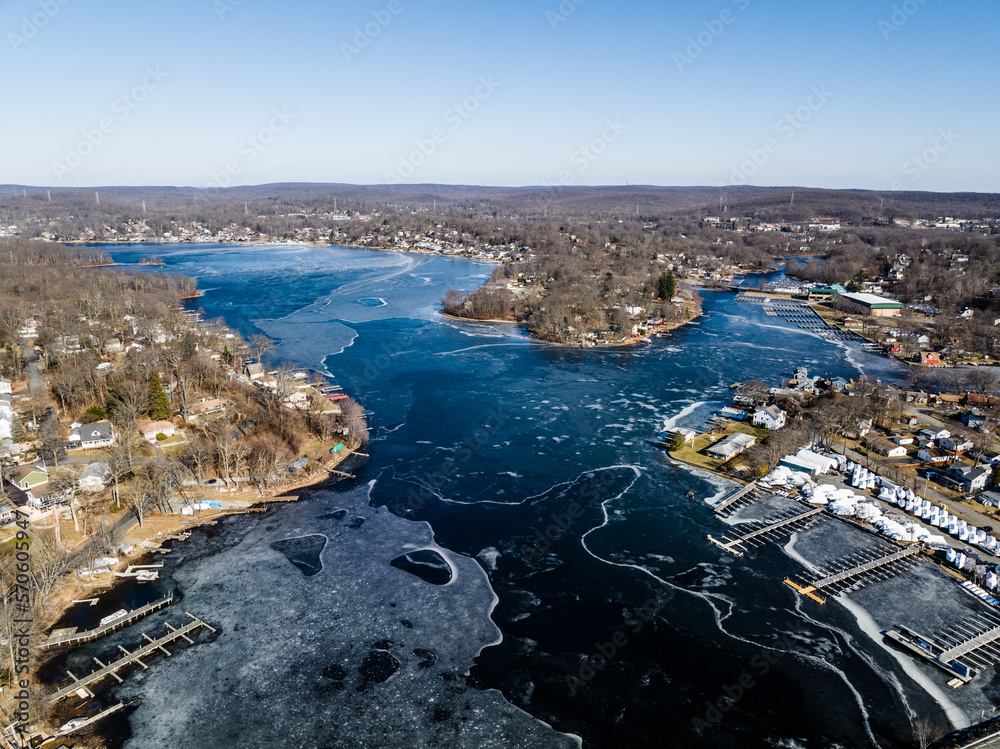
[104,338,123,354]
[830,377,847,393]
[939,436,974,454]
[140,420,176,443]
[917,447,950,464]
[187,398,226,420]
[77,422,115,449]
[665,427,697,446]
[0,501,14,525]
[0,378,11,395]
[962,410,988,429]
[943,462,989,493]
[10,466,48,491]
[919,427,950,443]
[981,488,1000,508]
[893,434,914,445]
[752,406,786,431]
[917,352,942,366]
[707,432,756,460]
[868,438,908,458]
[245,362,265,380]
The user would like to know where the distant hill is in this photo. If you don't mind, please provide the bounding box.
[1,183,997,222]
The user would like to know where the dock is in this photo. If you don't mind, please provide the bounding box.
[712,480,759,515]
[884,625,976,686]
[785,545,922,603]
[41,595,175,650]
[48,613,216,703]
[708,506,825,557]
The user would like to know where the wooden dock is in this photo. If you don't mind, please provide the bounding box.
[48,613,216,703]
[40,595,175,650]
[709,507,825,557]
[785,545,922,603]
[712,480,758,515]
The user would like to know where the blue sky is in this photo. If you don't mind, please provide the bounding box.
[2,0,997,190]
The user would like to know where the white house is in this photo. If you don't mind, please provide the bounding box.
[917,447,950,464]
[869,439,908,458]
[753,406,786,431]
[77,422,115,449]
[0,379,11,395]
[919,427,950,443]
[140,420,175,443]
[939,436,974,453]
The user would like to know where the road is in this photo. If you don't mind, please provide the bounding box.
[827,443,1000,563]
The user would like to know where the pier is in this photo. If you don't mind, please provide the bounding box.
[41,595,176,650]
[48,613,215,703]
[708,506,825,557]
[785,545,922,603]
[712,480,759,515]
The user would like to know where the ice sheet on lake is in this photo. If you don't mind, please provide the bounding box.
[118,481,581,749]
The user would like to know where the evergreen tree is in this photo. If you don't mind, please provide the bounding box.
[9,416,24,443]
[148,371,171,420]
[658,272,676,301]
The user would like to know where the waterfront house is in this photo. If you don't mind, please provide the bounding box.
[665,427,697,446]
[917,352,942,366]
[245,362,265,380]
[706,433,756,460]
[752,406,786,431]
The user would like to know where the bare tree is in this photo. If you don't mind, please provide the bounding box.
[249,334,274,364]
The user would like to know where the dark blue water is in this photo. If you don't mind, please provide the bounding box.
[92,243,976,748]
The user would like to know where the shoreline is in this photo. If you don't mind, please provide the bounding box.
[37,454,359,746]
